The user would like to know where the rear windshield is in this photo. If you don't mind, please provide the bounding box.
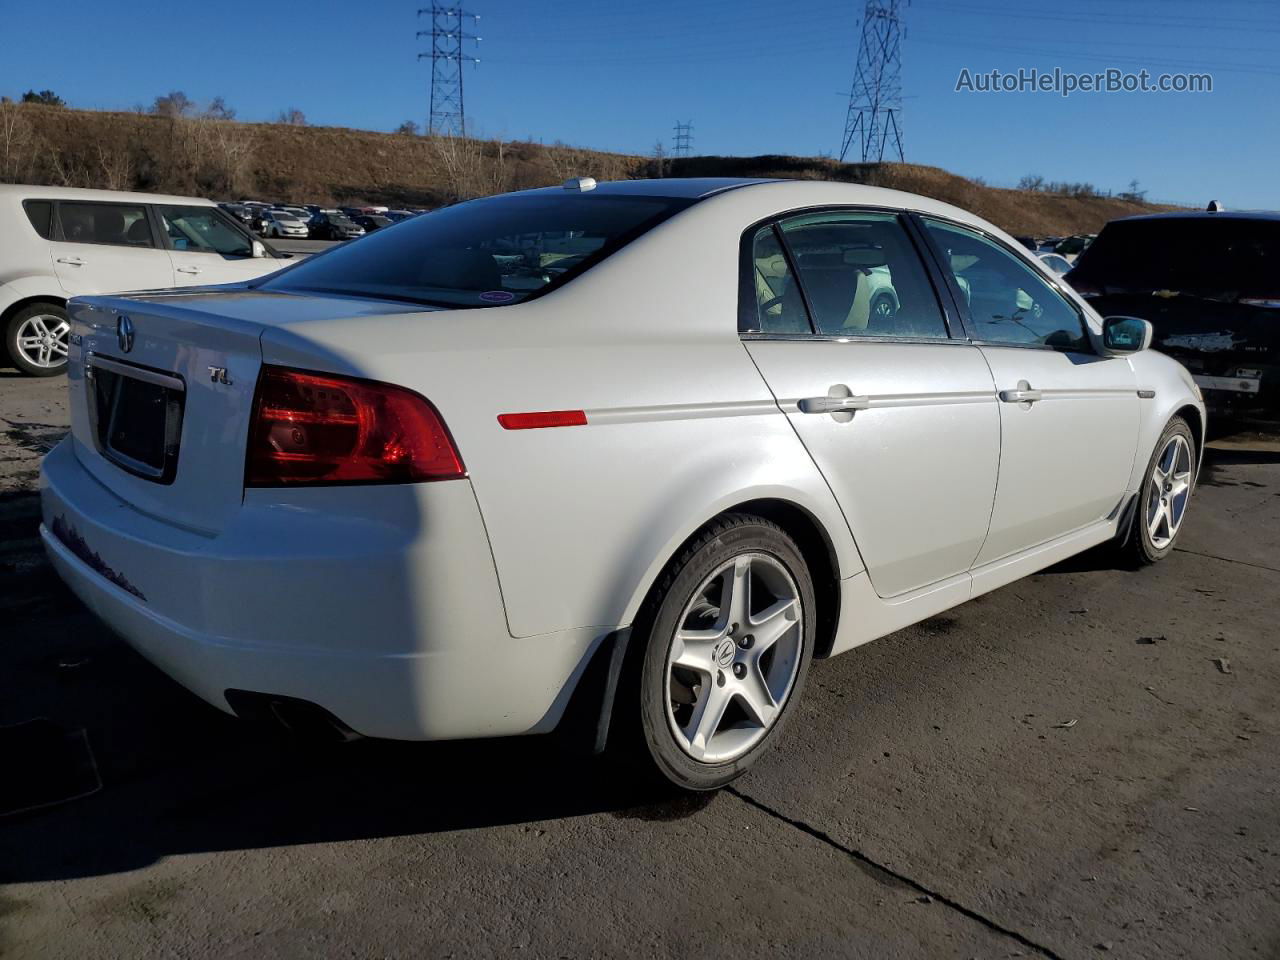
[259,192,693,308]
[1073,217,1280,298]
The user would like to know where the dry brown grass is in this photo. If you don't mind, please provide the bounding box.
[3,104,1171,234]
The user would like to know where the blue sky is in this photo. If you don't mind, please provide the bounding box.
[4,0,1277,208]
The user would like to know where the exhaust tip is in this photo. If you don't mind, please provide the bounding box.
[223,689,361,743]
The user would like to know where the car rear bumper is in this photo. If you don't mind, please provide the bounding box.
[40,437,602,740]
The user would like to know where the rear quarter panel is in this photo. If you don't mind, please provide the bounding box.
[260,194,865,638]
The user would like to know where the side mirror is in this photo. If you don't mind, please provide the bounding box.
[1102,315,1153,354]
[251,240,267,259]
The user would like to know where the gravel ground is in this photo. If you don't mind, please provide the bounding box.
[1,373,1277,959]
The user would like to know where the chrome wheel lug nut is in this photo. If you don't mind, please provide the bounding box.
[732,663,746,679]
[716,670,726,686]
[739,634,754,649]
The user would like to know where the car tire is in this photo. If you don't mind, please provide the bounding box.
[621,513,815,791]
[1124,415,1196,566]
[5,302,70,377]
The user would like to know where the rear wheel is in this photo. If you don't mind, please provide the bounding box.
[1125,416,1196,565]
[625,514,815,791]
[5,303,69,377]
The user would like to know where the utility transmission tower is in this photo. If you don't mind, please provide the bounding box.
[839,0,905,163]
[417,6,481,137]
[672,121,694,158]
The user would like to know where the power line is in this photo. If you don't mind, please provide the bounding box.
[672,121,694,157]
[841,0,906,163]
[417,6,482,137]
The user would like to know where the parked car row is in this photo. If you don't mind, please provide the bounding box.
[218,201,428,242]
[1015,233,1097,263]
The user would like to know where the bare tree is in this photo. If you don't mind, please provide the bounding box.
[650,140,668,178]
[206,120,256,195]
[276,107,307,126]
[0,100,37,182]
[95,142,134,191]
[395,120,420,136]
[427,135,509,202]
[152,90,194,118]
[205,96,236,121]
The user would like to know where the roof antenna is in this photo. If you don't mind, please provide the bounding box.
[1206,200,1225,212]
[563,177,597,192]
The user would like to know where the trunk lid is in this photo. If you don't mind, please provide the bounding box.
[65,288,427,535]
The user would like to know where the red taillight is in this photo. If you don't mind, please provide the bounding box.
[246,366,465,486]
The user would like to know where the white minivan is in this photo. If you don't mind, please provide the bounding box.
[1,184,295,376]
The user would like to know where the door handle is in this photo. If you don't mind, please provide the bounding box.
[999,380,1043,404]
[798,395,871,414]
[176,266,202,275]
[56,256,84,266]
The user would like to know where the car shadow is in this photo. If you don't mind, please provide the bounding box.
[0,583,692,886]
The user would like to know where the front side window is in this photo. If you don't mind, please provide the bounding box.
[260,193,693,308]
[157,205,252,257]
[58,202,153,248]
[923,219,1089,350]
[778,211,949,339]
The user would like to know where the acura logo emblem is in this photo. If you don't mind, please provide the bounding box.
[116,315,134,353]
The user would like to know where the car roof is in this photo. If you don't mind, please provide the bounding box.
[515,177,777,200]
[503,177,997,228]
[1113,210,1280,223]
[0,183,217,206]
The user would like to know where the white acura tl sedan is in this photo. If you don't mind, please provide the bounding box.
[40,178,1203,789]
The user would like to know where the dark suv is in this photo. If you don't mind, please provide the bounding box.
[1067,211,1279,415]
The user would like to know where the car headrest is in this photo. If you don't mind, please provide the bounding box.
[93,208,126,242]
[418,248,501,291]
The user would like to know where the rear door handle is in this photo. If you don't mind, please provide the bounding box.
[798,395,871,414]
[56,256,84,266]
[176,266,202,275]
[999,379,1043,404]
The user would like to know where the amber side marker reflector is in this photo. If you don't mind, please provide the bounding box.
[497,410,588,430]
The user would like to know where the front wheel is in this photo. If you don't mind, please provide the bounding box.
[626,514,815,791]
[1125,415,1196,565]
[6,303,70,376]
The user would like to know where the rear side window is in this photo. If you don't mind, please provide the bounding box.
[743,225,812,335]
[23,200,53,239]
[157,205,252,257]
[260,193,693,308]
[778,211,948,339]
[58,202,154,248]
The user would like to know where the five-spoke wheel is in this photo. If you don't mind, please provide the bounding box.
[665,553,803,764]
[1128,415,1196,564]
[631,514,815,791]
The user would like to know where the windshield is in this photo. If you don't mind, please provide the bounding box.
[1073,217,1280,299]
[259,192,693,307]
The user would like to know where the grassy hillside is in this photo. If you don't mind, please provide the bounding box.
[0,104,1171,236]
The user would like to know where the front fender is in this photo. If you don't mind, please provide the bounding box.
[1126,349,1207,491]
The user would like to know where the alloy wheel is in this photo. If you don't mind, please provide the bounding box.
[14,313,70,369]
[1145,433,1193,549]
[664,553,803,763]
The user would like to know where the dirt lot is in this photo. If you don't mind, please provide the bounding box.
[1,372,1278,959]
